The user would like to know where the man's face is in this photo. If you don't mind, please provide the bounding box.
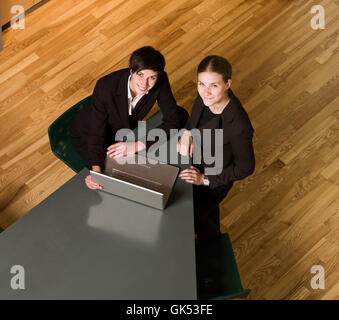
[130,69,159,95]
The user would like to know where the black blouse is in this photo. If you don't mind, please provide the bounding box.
[198,106,220,128]
[185,89,255,189]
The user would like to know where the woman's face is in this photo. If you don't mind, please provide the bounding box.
[197,71,231,107]
[130,69,159,95]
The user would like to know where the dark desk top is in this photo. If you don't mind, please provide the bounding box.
[0,162,196,299]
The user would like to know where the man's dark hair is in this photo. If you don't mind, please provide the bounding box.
[197,55,232,83]
[129,46,165,74]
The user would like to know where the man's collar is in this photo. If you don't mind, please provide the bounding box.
[127,75,132,100]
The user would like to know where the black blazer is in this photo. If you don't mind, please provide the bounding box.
[71,68,184,168]
[185,89,255,189]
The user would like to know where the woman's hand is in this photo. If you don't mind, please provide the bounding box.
[106,141,146,159]
[179,166,204,185]
[177,130,193,157]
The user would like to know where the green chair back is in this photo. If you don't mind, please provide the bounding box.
[195,233,250,300]
[48,96,92,173]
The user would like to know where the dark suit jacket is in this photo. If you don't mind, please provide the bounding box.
[71,68,184,168]
[185,89,255,189]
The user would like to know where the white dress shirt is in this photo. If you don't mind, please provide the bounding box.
[127,75,148,115]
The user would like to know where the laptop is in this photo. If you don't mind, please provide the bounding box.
[90,154,179,210]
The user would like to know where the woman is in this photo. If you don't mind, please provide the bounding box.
[70,46,188,189]
[177,55,255,238]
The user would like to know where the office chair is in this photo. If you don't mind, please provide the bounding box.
[48,96,92,173]
[48,94,187,172]
[195,233,250,300]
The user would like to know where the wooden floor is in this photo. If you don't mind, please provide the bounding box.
[0,0,338,299]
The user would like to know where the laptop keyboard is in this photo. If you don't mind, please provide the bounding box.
[111,170,161,191]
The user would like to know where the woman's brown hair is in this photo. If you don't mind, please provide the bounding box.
[197,55,232,83]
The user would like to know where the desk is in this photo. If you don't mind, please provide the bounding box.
[0,160,196,299]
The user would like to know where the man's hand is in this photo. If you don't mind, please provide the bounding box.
[85,166,102,190]
[85,175,102,190]
[106,141,146,159]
